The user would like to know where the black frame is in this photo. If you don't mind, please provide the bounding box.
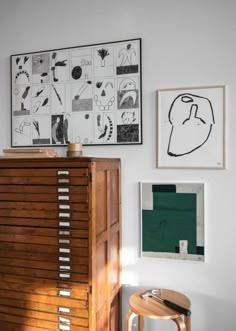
[11,38,142,147]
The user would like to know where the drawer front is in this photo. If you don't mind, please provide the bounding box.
[0,166,91,330]
[0,168,88,177]
[0,217,89,229]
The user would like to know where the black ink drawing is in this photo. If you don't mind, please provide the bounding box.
[15,118,31,135]
[117,78,139,109]
[71,49,92,80]
[121,111,136,124]
[96,114,114,141]
[97,114,108,139]
[97,48,110,67]
[63,114,70,144]
[52,84,62,105]
[119,43,136,66]
[72,81,93,111]
[94,80,115,111]
[12,85,31,115]
[32,86,50,114]
[32,116,51,145]
[51,52,68,82]
[51,84,66,114]
[75,80,92,98]
[32,53,50,84]
[117,124,139,143]
[117,42,138,75]
[35,87,44,98]
[14,56,30,84]
[51,115,64,144]
[167,93,215,157]
[71,66,82,80]
[21,86,30,111]
[33,119,40,139]
[33,98,49,113]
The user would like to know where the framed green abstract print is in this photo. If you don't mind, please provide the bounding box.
[141,182,205,261]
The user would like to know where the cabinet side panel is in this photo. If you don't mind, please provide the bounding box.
[109,170,119,226]
[92,160,121,331]
[95,171,107,236]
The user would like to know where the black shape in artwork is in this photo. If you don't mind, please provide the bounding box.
[51,52,68,82]
[117,78,138,109]
[74,81,92,100]
[117,124,139,142]
[14,56,30,83]
[63,114,70,144]
[152,185,176,193]
[96,114,113,141]
[52,84,62,105]
[21,86,30,111]
[35,88,44,98]
[24,56,29,64]
[167,93,215,157]
[33,119,40,138]
[117,43,138,75]
[72,66,82,80]
[196,246,204,255]
[96,81,102,88]
[51,115,64,144]
[97,48,110,67]
[121,111,136,124]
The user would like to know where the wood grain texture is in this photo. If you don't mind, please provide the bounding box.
[126,289,191,331]
[0,157,121,331]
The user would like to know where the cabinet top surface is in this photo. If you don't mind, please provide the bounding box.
[0,156,120,168]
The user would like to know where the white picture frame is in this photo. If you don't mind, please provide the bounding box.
[157,85,226,169]
[140,182,205,261]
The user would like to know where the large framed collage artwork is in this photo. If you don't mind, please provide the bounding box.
[11,38,142,147]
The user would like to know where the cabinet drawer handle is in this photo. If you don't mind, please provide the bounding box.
[59,265,71,271]
[57,170,69,176]
[59,230,70,236]
[59,325,70,331]
[59,248,70,254]
[58,178,70,184]
[59,290,71,297]
[59,256,70,262]
[59,239,70,244]
[59,273,70,279]
[58,306,70,314]
[58,196,69,201]
[59,205,70,210]
[59,317,71,324]
[59,221,70,227]
[59,212,70,218]
[58,187,69,193]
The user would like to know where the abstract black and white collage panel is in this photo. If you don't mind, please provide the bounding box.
[11,38,142,147]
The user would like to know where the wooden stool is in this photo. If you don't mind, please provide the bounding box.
[125,289,191,331]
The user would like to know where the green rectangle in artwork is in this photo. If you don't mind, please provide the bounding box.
[142,192,196,254]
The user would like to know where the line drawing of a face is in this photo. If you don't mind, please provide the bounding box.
[167,93,215,157]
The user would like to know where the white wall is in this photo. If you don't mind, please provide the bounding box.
[1,0,236,330]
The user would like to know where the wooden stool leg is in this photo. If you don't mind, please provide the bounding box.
[184,315,191,331]
[138,315,144,331]
[173,316,186,331]
[125,310,137,331]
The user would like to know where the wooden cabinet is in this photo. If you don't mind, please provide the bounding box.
[0,157,121,331]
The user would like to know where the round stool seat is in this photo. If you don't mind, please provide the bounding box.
[126,289,191,331]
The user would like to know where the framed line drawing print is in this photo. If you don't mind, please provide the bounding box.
[11,38,142,147]
[140,182,205,261]
[157,85,226,169]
